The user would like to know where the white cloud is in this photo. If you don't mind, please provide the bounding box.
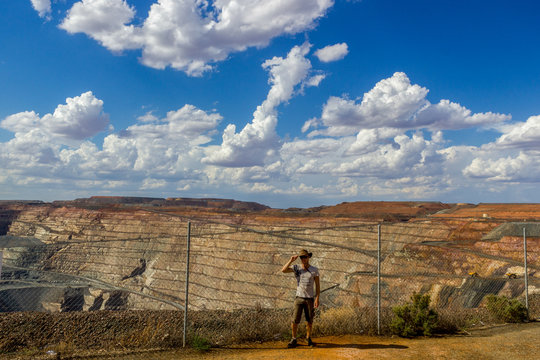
[203,43,315,167]
[415,99,511,130]
[30,0,51,18]
[363,175,453,199]
[311,72,429,136]
[249,183,275,193]
[493,115,540,149]
[127,104,222,143]
[462,115,540,182]
[2,64,536,204]
[308,72,510,137]
[331,132,444,178]
[137,111,159,123]
[282,137,345,158]
[60,0,141,52]
[1,95,221,193]
[463,152,540,182]
[314,42,348,62]
[301,117,320,133]
[77,103,222,174]
[306,74,326,87]
[346,128,402,155]
[0,91,109,143]
[46,92,110,140]
[274,183,326,195]
[59,0,334,76]
[141,178,167,189]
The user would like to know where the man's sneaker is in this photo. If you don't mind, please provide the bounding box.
[307,337,315,347]
[287,338,298,348]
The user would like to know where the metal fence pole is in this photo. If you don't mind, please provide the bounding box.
[377,223,381,335]
[183,221,192,347]
[523,226,529,320]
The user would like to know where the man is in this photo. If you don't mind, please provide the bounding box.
[281,249,320,348]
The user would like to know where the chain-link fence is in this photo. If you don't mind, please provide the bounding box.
[0,206,538,358]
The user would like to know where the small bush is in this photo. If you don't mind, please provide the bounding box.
[191,334,211,352]
[390,293,438,337]
[485,295,528,323]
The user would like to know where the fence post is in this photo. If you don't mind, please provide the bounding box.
[523,226,529,320]
[183,221,192,347]
[377,223,381,335]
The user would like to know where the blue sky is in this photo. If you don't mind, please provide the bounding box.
[1,0,540,207]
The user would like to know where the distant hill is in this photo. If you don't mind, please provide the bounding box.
[52,196,270,212]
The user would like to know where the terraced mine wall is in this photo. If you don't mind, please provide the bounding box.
[0,202,538,316]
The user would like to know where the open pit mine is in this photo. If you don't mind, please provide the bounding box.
[0,197,538,315]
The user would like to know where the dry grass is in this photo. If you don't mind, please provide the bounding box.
[2,298,539,356]
[315,307,378,336]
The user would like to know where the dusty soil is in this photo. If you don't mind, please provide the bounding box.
[1,316,539,359]
[158,322,540,360]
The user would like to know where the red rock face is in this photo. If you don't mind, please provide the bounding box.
[0,199,538,314]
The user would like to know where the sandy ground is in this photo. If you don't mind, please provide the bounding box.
[147,322,540,360]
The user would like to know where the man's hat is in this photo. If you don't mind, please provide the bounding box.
[299,249,312,258]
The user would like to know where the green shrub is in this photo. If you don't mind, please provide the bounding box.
[485,295,528,323]
[189,333,211,352]
[390,293,438,337]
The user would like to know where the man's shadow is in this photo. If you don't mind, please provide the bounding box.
[314,342,408,350]
[225,343,408,350]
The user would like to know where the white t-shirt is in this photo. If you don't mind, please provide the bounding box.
[293,264,319,298]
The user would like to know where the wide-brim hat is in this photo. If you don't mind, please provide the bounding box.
[299,249,312,258]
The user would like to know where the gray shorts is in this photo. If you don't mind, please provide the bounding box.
[292,297,315,324]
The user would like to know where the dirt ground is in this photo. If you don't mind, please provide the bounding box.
[3,321,539,359]
[149,322,540,360]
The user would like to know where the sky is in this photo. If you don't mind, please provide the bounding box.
[1,0,540,208]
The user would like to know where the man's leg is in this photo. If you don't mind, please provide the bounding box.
[306,321,312,339]
[288,298,302,348]
[305,298,315,346]
[291,322,298,338]
[288,322,299,348]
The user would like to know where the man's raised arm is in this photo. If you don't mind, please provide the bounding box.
[281,255,298,273]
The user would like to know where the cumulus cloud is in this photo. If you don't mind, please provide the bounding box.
[137,111,159,122]
[314,42,348,62]
[493,115,540,149]
[59,0,334,76]
[60,0,141,52]
[309,72,429,136]
[74,103,222,174]
[1,91,109,142]
[274,183,325,195]
[331,132,444,178]
[126,104,222,143]
[415,99,511,130]
[30,0,51,18]
[346,128,403,155]
[0,95,221,195]
[141,178,167,189]
[0,92,110,183]
[203,43,316,167]
[462,115,540,182]
[363,175,453,199]
[306,72,510,137]
[2,63,535,203]
[463,152,540,182]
